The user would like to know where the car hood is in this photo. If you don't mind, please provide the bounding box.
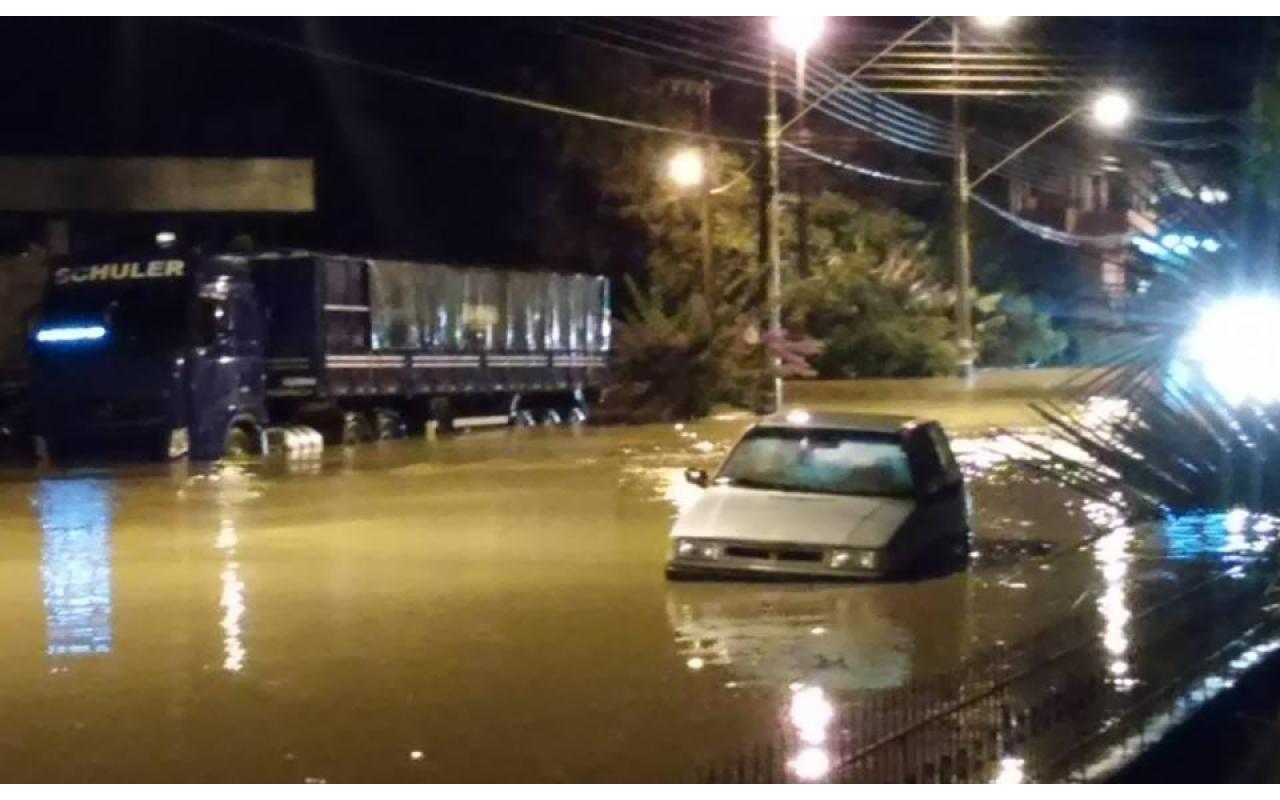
[671,485,915,549]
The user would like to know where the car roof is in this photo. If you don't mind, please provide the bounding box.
[756,409,931,435]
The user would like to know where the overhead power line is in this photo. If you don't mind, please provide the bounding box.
[794,139,1142,251]
[658,17,958,154]
[204,17,1240,255]
[195,20,759,147]
[969,194,1133,249]
[784,142,945,187]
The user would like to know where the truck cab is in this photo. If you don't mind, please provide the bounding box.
[30,251,267,461]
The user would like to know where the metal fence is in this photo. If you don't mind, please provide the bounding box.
[698,563,1279,783]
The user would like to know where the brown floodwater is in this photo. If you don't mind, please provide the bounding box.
[0,407,1273,780]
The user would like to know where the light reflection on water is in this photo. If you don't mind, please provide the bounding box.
[211,464,252,673]
[786,685,835,781]
[38,479,114,657]
[656,467,704,518]
[665,586,914,692]
[992,756,1026,784]
[1085,498,1135,689]
[217,518,246,673]
[1162,509,1280,561]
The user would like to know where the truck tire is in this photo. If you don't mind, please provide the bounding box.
[428,397,454,434]
[373,408,406,440]
[341,411,374,445]
[224,426,256,459]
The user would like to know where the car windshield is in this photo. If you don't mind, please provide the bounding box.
[717,427,915,497]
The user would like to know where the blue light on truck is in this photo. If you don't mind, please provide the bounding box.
[35,325,107,344]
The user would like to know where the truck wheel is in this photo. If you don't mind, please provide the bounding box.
[341,411,374,445]
[224,426,256,459]
[373,408,406,440]
[428,397,454,434]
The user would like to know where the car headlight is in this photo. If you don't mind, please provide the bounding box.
[674,539,719,560]
[829,548,879,570]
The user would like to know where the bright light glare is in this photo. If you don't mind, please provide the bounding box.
[993,756,1026,784]
[789,747,831,781]
[666,149,704,188]
[785,409,812,425]
[35,325,106,343]
[1091,91,1133,130]
[1184,295,1280,405]
[770,16,826,52]
[788,685,834,745]
[1199,187,1230,205]
[974,16,1014,29]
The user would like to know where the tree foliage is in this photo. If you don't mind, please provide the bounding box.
[979,293,1070,367]
[540,42,1069,420]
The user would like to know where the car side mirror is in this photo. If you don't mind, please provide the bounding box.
[684,467,709,488]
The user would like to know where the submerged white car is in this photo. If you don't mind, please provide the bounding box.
[666,410,971,580]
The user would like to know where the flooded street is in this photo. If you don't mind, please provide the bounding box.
[0,409,1274,781]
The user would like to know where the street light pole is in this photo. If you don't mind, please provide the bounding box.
[698,80,715,304]
[952,19,976,381]
[967,108,1082,191]
[764,16,825,412]
[794,48,811,280]
[766,53,784,411]
[950,87,1131,381]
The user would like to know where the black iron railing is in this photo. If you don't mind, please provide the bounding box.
[698,562,1279,783]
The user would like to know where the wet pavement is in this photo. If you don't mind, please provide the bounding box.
[0,404,1275,781]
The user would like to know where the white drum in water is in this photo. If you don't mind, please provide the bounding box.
[267,426,324,458]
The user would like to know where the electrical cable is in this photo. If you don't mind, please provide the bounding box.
[194,19,761,147]
[783,142,945,187]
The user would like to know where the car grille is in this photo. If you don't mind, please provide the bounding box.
[724,544,824,563]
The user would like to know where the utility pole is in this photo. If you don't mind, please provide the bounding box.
[698,80,715,304]
[766,54,784,411]
[794,50,811,279]
[665,78,717,303]
[952,19,975,381]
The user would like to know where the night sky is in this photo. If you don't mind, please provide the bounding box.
[0,17,1268,272]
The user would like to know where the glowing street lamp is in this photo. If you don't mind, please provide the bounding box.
[666,148,705,188]
[973,15,1014,30]
[769,16,825,54]
[970,88,1136,192]
[1091,90,1133,131]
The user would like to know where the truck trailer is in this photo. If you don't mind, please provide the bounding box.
[29,249,610,461]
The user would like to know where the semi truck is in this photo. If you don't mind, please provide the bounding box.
[28,248,610,461]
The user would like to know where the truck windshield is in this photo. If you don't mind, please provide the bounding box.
[41,286,191,353]
[717,427,915,497]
